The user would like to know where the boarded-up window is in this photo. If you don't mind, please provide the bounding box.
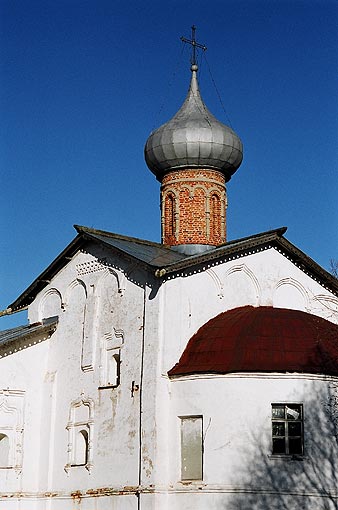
[180,416,203,480]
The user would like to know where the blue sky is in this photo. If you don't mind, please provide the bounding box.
[1,0,337,329]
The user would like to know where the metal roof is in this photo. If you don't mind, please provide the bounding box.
[168,306,338,377]
[0,316,58,347]
[76,226,186,267]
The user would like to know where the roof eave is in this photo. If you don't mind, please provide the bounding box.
[154,227,338,296]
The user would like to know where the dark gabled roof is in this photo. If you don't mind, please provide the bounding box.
[168,306,338,377]
[74,225,186,267]
[154,227,338,296]
[7,226,186,311]
[6,225,338,313]
[0,316,58,348]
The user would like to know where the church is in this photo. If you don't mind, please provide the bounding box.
[1,30,338,510]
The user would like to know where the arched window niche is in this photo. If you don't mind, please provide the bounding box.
[0,433,10,468]
[99,328,124,389]
[210,192,221,240]
[65,397,94,473]
[164,192,177,241]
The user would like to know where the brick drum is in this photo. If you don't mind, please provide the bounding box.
[161,169,227,246]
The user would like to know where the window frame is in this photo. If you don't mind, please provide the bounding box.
[179,415,204,482]
[271,403,304,457]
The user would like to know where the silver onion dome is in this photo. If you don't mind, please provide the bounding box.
[144,65,243,181]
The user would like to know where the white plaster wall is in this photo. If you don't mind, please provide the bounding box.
[1,243,337,509]
[0,245,156,509]
[0,338,49,494]
[162,374,338,509]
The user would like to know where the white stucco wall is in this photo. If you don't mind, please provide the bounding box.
[0,243,337,509]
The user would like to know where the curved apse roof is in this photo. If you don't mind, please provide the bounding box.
[168,306,338,377]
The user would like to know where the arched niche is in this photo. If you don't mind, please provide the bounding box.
[64,280,87,348]
[223,264,260,309]
[96,270,121,339]
[273,278,308,311]
[39,288,62,320]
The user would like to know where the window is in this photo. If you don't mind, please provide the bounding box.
[271,404,303,455]
[100,329,123,388]
[65,398,94,473]
[180,416,203,481]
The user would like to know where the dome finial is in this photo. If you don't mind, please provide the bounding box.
[180,25,207,71]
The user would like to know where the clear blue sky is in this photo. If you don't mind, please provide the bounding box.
[1,0,337,329]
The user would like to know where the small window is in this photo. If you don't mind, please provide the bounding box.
[271,404,303,455]
[65,399,94,473]
[180,416,203,481]
[106,352,120,387]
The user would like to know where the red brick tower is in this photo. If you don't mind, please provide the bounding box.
[145,30,243,252]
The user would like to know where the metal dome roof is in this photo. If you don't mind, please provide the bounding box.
[144,66,243,181]
[168,306,338,377]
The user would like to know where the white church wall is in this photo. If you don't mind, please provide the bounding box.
[0,337,49,495]
[164,373,338,509]
[1,244,159,509]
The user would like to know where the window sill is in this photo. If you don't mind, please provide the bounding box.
[268,454,305,461]
[179,480,205,485]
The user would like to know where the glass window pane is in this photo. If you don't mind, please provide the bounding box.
[272,437,285,454]
[289,437,302,455]
[272,422,285,436]
[288,422,301,436]
[286,405,301,420]
[272,406,285,418]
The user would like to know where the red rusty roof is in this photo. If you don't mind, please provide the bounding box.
[168,306,338,377]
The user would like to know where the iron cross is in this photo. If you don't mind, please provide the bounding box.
[181,25,207,66]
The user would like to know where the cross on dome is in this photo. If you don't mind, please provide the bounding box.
[180,25,207,69]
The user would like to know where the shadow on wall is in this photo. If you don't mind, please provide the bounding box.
[225,381,338,510]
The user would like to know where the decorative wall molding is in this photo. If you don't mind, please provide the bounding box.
[39,288,63,320]
[274,277,309,310]
[0,389,25,475]
[65,396,94,474]
[76,258,108,276]
[206,269,224,299]
[64,279,87,307]
[224,264,261,304]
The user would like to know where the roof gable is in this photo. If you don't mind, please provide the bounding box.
[4,225,338,313]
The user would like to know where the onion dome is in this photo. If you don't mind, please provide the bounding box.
[144,64,243,182]
[168,306,338,377]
